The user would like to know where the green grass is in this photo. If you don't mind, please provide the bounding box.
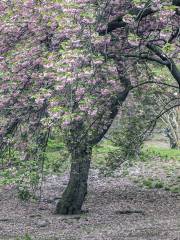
[46,136,180,167]
[93,140,180,167]
[135,145,180,193]
[138,177,180,193]
[94,140,118,153]
[45,138,180,195]
[141,178,164,189]
[16,234,32,240]
[45,138,70,174]
[47,139,65,151]
[143,146,180,161]
[45,151,70,174]
[169,185,180,193]
[46,139,117,173]
[92,140,118,167]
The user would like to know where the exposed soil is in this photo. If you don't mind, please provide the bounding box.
[0,169,179,240]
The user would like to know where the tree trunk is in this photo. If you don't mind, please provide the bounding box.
[165,127,180,149]
[56,147,91,215]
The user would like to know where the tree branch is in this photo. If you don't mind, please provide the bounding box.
[99,5,157,35]
[121,53,169,65]
[131,81,179,90]
[147,43,180,90]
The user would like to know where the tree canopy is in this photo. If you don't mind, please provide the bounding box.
[0,0,179,214]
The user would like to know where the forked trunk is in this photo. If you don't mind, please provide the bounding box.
[56,147,91,214]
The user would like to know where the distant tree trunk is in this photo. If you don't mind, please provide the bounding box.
[163,107,180,150]
[165,128,180,149]
[56,146,92,214]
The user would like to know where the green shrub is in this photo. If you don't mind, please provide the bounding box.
[47,139,64,151]
[142,147,180,161]
[142,178,164,189]
[16,234,32,240]
[45,150,70,174]
[170,185,180,193]
[17,186,32,201]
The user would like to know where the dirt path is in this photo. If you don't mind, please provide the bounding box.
[0,169,179,240]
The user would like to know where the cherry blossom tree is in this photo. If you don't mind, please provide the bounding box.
[0,0,179,214]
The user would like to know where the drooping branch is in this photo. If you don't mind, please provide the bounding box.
[99,4,157,35]
[117,53,169,65]
[99,0,179,38]
[99,16,126,35]
[147,44,180,89]
[131,81,179,90]
[168,28,180,43]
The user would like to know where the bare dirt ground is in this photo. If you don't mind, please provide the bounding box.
[0,168,179,240]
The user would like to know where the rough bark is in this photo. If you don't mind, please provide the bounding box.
[56,147,91,215]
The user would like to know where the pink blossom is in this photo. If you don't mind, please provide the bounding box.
[101,89,110,96]
[76,88,85,96]
[50,112,61,119]
[75,115,82,121]
[0,3,6,12]
[1,84,8,91]
[79,105,89,112]
[62,120,71,128]
[88,109,97,116]
[35,98,44,105]
[66,77,75,84]
[55,85,64,91]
